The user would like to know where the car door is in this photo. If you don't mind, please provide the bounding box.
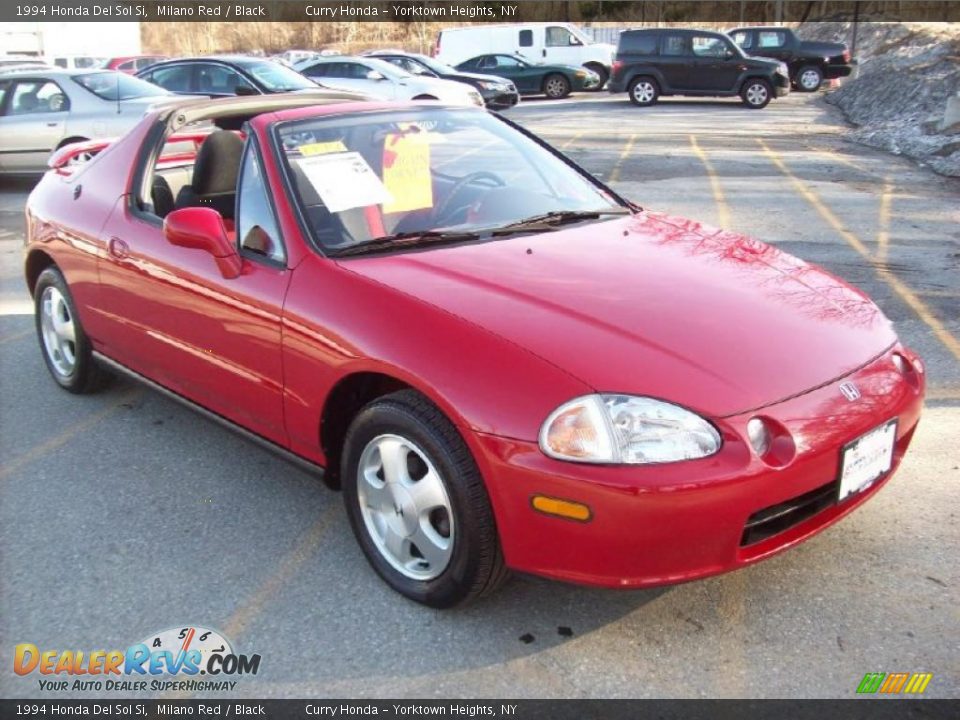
[96,136,290,445]
[690,34,742,91]
[194,62,257,97]
[542,25,583,66]
[657,34,693,90]
[141,63,196,95]
[0,79,69,172]
[487,55,537,93]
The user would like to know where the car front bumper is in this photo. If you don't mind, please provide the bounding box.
[483,89,520,110]
[470,345,924,588]
[574,75,601,92]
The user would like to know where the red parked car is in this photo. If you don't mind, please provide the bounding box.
[105,55,167,74]
[25,95,925,607]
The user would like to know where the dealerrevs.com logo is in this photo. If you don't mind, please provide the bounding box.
[14,626,261,693]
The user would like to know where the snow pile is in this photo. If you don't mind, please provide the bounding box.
[798,22,960,176]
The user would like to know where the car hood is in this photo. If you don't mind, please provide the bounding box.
[404,75,466,94]
[448,70,512,85]
[340,213,896,418]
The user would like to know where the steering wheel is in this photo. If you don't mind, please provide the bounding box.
[433,171,505,226]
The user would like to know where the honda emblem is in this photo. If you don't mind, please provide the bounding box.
[839,382,861,401]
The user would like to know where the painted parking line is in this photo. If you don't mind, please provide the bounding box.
[220,504,339,641]
[760,139,960,364]
[689,135,732,228]
[609,134,637,184]
[0,388,142,482]
[560,131,585,151]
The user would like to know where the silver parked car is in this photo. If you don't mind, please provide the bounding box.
[294,56,484,107]
[0,68,172,174]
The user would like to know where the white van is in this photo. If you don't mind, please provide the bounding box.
[434,23,615,86]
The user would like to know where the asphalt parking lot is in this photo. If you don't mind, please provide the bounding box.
[1,92,958,699]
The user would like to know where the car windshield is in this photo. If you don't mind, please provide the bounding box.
[277,107,625,254]
[414,55,456,75]
[242,60,318,91]
[72,71,170,100]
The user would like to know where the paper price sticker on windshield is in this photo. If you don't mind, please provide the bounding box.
[382,131,433,214]
[295,152,393,213]
[299,140,348,156]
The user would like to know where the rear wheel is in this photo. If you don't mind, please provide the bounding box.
[741,78,772,109]
[543,73,571,99]
[796,65,824,92]
[628,76,659,106]
[34,266,111,393]
[341,390,508,608]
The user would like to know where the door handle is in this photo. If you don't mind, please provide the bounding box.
[108,237,129,259]
[46,122,59,127]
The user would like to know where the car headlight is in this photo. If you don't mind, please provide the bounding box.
[477,81,507,91]
[575,70,587,78]
[539,394,722,464]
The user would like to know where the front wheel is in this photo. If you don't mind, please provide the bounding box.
[543,73,571,99]
[796,65,824,92]
[34,266,111,393]
[584,63,608,90]
[741,78,772,109]
[341,390,508,608]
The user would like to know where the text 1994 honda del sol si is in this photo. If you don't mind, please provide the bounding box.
[26,94,924,607]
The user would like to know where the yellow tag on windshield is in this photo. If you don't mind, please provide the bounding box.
[382,132,433,214]
[300,140,348,156]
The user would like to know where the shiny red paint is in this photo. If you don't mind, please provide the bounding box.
[25,98,925,589]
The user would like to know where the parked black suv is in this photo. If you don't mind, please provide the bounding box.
[728,27,853,92]
[608,28,791,109]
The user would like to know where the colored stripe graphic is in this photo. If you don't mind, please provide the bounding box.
[857,672,932,694]
[904,673,933,694]
[880,672,909,693]
[857,673,885,694]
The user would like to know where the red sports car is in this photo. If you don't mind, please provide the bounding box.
[25,95,925,608]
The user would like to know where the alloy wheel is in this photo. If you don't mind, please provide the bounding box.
[800,69,821,90]
[39,285,77,377]
[357,434,454,581]
[632,81,655,104]
[545,77,567,98]
[746,83,769,106]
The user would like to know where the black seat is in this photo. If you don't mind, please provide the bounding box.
[175,130,243,219]
[150,175,175,218]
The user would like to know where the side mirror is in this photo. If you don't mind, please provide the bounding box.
[366,70,386,81]
[163,207,241,279]
[235,84,258,96]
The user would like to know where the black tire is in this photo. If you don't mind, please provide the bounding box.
[542,73,571,99]
[584,63,608,90]
[627,76,659,107]
[796,65,824,92]
[341,390,508,608]
[34,266,111,394]
[741,78,773,109]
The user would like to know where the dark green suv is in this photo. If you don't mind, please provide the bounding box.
[608,28,791,109]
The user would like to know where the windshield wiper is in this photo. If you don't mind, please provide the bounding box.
[332,229,482,257]
[491,208,632,236]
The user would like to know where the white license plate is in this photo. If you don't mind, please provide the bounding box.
[838,420,897,502]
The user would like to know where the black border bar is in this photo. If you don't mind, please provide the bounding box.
[2,1,959,23]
